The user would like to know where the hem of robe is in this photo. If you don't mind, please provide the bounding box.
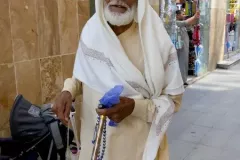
[155,134,169,160]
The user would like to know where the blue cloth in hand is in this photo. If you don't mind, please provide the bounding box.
[99,85,124,127]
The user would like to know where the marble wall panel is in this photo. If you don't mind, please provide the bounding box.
[9,0,39,62]
[0,0,90,138]
[59,0,79,54]
[210,8,226,30]
[40,56,63,104]
[78,0,90,17]
[39,0,60,57]
[0,0,13,64]
[0,64,16,108]
[0,106,11,138]
[15,60,42,104]
[62,54,76,80]
[78,0,90,34]
[78,15,89,34]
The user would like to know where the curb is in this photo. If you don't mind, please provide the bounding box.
[217,54,240,69]
[186,72,211,86]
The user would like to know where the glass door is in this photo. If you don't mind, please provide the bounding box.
[225,0,240,55]
[198,0,211,75]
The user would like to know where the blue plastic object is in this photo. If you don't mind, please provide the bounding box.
[99,85,124,127]
[226,41,231,49]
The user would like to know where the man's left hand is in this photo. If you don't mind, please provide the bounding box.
[96,97,135,123]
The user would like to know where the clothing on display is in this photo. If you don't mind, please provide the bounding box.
[224,0,240,54]
[161,0,209,77]
[160,0,179,48]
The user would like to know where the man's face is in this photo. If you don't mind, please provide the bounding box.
[176,11,185,21]
[104,0,138,26]
[105,0,137,14]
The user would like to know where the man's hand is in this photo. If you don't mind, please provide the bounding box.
[96,97,135,123]
[194,10,200,19]
[52,91,72,125]
[186,10,200,26]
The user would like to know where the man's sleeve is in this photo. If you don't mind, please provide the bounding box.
[62,76,82,100]
[176,20,188,28]
[132,99,155,122]
[169,94,183,113]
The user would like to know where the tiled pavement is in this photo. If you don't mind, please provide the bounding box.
[168,63,240,160]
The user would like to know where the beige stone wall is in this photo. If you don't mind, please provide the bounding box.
[0,0,90,137]
[208,0,227,71]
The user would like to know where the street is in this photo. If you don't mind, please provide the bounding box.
[168,63,240,160]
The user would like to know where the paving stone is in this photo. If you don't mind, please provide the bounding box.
[184,145,222,160]
[178,124,210,143]
[193,112,224,128]
[217,149,240,160]
[200,128,233,148]
[225,128,240,151]
[213,116,240,131]
[169,140,197,160]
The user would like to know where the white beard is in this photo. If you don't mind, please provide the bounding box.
[104,1,137,26]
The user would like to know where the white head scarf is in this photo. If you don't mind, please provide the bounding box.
[74,0,183,96]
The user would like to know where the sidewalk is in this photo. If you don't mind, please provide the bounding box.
[168,63,240,160]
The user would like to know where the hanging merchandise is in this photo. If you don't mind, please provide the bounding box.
[189,51,196,72]
[185,0,193,16]
[176,26,183,49]
[228,30,235,51]
[189,0,193,16]
[192,1,197,14]
[192,25,201,46]
[226,41,231,52]
[160,0,178,48]
[188,0,210,75]
[193,0,204,76]
[194,45,203,76]
[185,2,189,15]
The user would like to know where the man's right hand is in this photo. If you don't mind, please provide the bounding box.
[52,91,72,125]
[194,10,200,19]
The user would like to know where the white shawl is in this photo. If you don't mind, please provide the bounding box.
[73,0,184,159]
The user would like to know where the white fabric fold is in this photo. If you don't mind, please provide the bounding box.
[142,95,175,160]
[73,0,184,159]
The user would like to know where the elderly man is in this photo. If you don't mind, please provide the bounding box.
[53,0,184,159]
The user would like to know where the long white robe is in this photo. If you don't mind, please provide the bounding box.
[64,0,185,159]
[63,23,183,160]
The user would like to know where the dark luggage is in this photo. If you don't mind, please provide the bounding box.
[0,95,76,160]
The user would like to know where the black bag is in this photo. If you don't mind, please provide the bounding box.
[3,95,75,160]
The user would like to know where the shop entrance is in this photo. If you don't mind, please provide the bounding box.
[225,0,240,56]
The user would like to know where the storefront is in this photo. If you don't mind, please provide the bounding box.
[160,0,211,78]
[224,0,240,56]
